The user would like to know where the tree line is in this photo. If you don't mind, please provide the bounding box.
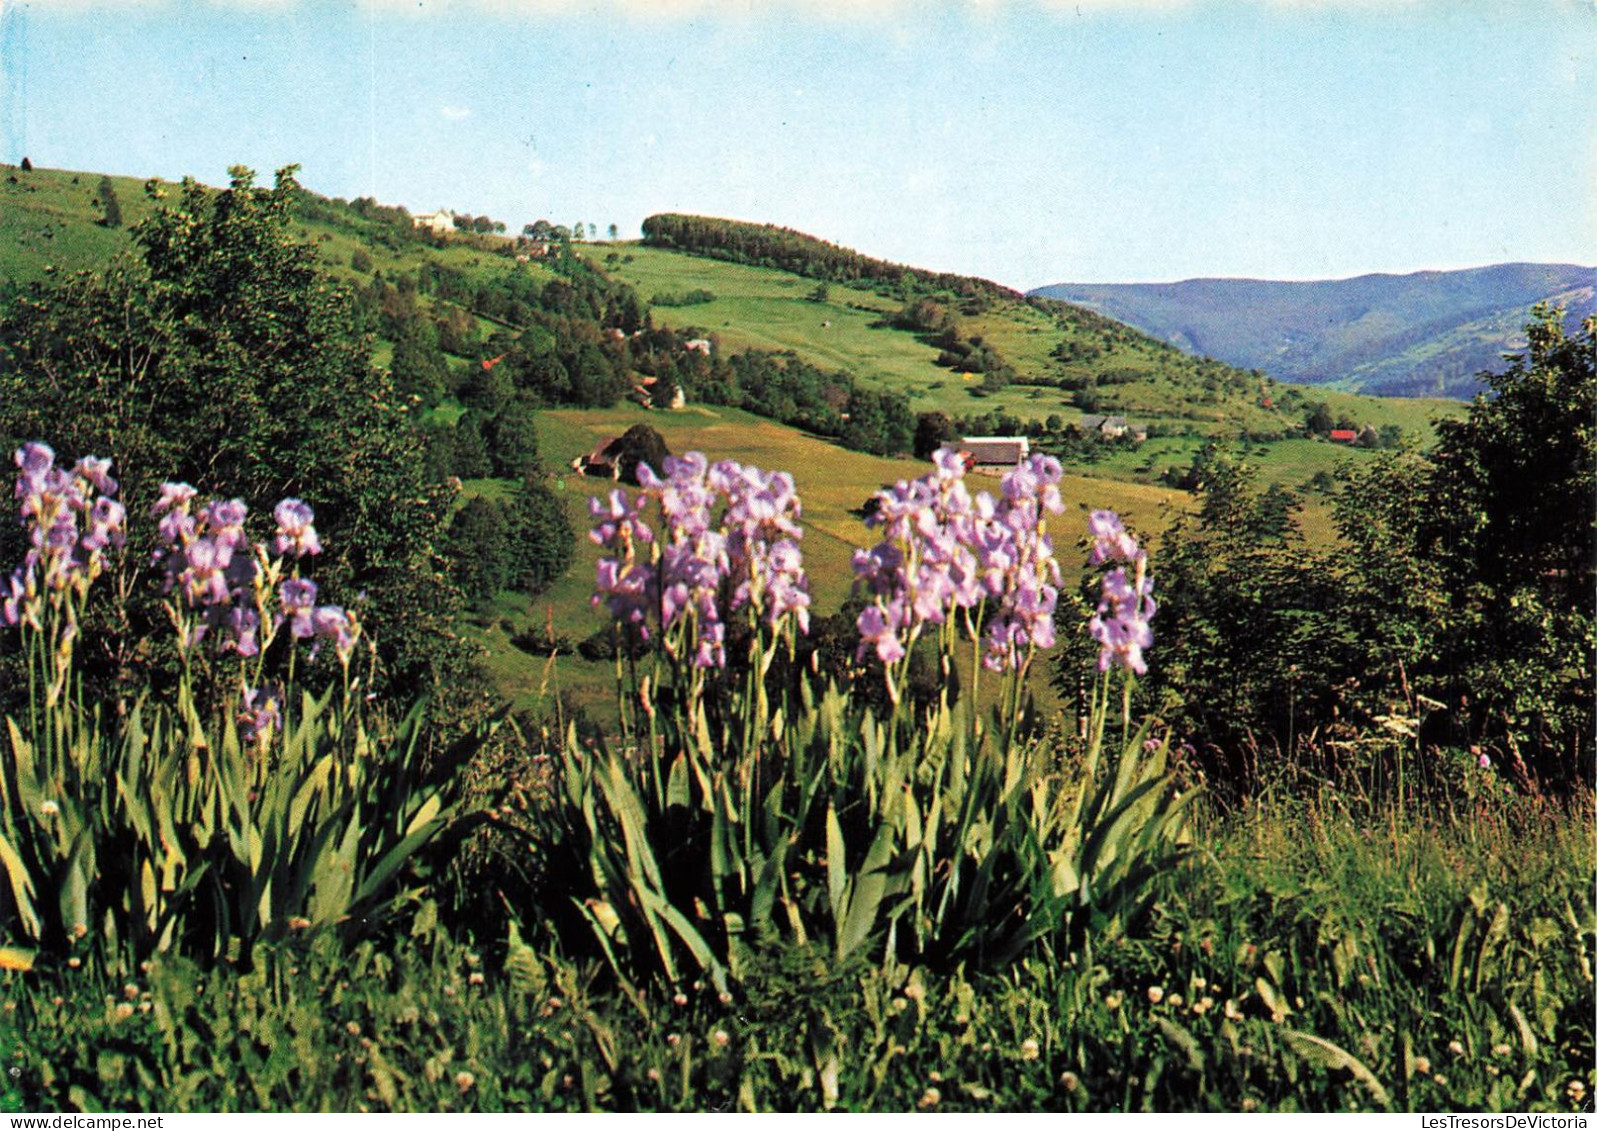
[641,213,1020,304]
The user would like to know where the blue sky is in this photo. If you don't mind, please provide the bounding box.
[2,0,1592,288]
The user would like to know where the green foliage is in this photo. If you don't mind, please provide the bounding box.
[0,611,484,975]
[483,394,542,478]
[390,320,451,407]
[534,587,1188,995]
[1420,308,1595,783]
[642,213,1019,304]
[606,424,670,485]
[913,411,958,459]
[505,475,575,596]
[1148,446,1348,789]
[448,477,574,604]
[0,166,464,699]
[650,289,715,307]
[1150,311,1594,795]
[4,796,1587,1113]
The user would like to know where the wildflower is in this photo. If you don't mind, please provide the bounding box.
[1147,985,1165,1005]
[39,800,59,818]
[673,992,688,1007]
[647,1068,661,1083]
[1413,1056,1432,1075]
[666,1033,681,1047]
[113,1002,134,1022]
[1567,1080,1587,1104]
[1020,1038,1041,1061]
[1087,525,1156,676]
[1060,1071,1080,1092]
[918,1087,941,1109]
[1241,1098,1258,1113]
[311,605,358,662]
[123,984,140,1001]
[272,498,322,558]
[1492,1043,1512,1058]
[851,452,1063,676]
[278,577,319,638]
[1447,1039,1465,1057]
[1478,752,1492,769]
[468,971,485,987]
[1193,997,1214,1016]
[1168,993,1185,1009]
[1087,509,1140,565]
[73,456,117,497]
[1104,992,1123,1011]
[712,1029,730,1048]
[1433,1074,1449,1087]
[455,1071,475,1093]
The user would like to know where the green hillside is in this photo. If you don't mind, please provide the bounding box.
[585,233,1460,465]
[0,163,1463,716]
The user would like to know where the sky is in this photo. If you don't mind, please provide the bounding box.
[1,0,1593,289]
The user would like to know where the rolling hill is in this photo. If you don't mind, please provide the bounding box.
[1031,263,1597,397]
[0,160,1474,717]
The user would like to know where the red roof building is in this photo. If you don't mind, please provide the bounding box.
[1329,429,1358,443]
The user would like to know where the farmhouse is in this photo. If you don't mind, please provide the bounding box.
[412,209,456,236]
[1328,428,1358,444]
[1074,414,1146,441]
[939,436,1031,468]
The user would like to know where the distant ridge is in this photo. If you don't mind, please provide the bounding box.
[1029,263,1597,397]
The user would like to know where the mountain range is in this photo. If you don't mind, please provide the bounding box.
[1030,263,1596,397]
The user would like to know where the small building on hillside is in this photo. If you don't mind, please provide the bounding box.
[684,338,713,355]
[571,437,625,480]
[1073,415,1149,440]
[939,436,1031,468]
[1073,414,1147,442]
[1328,428,1358,444]
[412,209,456,236]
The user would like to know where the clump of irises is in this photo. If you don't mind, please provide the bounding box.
[1085,508,1157,677]
[851,450,1068,708]
[2,442,359,747]
[151,482,356,667]
[4,443,127,631]
[590,452,812,671]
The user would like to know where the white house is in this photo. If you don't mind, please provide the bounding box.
[412,209,456,236]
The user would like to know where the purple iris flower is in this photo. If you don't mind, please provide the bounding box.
[272,498,322,558]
